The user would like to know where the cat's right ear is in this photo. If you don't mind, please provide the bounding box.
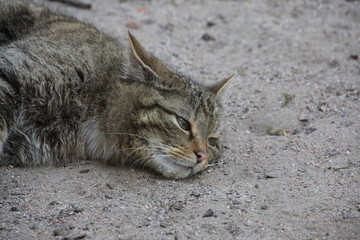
[128,31,170,80]
[208,75,234,99]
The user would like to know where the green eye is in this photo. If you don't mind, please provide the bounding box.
[176,116,191,131]
[208,137,219,147]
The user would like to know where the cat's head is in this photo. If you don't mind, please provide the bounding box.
[121,33,233,179]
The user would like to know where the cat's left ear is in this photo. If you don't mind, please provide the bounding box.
[128,31,170,80]
[208,75,234,98]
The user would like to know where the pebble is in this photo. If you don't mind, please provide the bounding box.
[203,208,214,217]
[10,206,19,212]
[280,145,289,150]
[191,192,201,198]
[12,219,20,224]
[49,201,59,206]
[29,222,38,230]
[53,224,70,237]
[261,205,268,210]
[79,169,90,174]
[170,201,184,211]
[63,233,87,240]
[324,149,339,157]
[304,127,317,135]
[73,206,84,213]
[201,33,215,41]
[106,183,114,190]
[207,21,216,27]
[298,112,309,122]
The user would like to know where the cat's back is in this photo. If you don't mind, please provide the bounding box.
[0,0,125,87]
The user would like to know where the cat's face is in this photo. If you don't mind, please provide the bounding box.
[133,82,223,179]
[121,33,232,179]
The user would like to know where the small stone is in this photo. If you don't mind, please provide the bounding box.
[170,201,184,211]
[49,201,59,206]
[201,33,215,41]
[324,149,339,157]
[126,22,140,29]
[53,225,70,237]
[266,127,283,136]
[73,206,83,213]
[79,169,90,174]
[118,235,134,240]
[349,54,358,60]
[10,206,19,212]
[63,233,87,240]
[304,127,317,135]
[106,183,114,190]
[103,206,111,212]
[207,21,216,27]
[203,209,214,217]
[191,192,201,198]
[291,129,301,135]
[232,199,241,205]
[105,195,113,199]
[29,222,38,230]
[12,219,20,224]
[328,59,339,68]
[264,174,277,179]
[261,205,268,210]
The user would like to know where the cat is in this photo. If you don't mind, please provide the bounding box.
[0,0,233,179]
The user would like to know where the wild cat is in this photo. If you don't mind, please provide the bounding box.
[0,1,233,179]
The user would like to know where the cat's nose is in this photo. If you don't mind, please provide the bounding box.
[195,150,207,163]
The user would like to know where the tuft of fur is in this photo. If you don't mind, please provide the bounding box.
[0,1,232,179]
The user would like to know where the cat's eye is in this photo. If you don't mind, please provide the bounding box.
[176,116,191,131]
[208,137,219,148]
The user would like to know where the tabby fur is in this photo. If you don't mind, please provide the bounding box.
[0,1,232,179]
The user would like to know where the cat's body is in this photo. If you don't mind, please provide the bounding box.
[0,1,232,179]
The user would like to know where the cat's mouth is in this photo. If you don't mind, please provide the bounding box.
[149,149,208,179]
[171,159,197,168]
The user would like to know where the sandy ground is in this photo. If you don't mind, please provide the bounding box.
[1,0,359,239]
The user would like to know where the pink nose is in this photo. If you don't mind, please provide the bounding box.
[195,150,207,163]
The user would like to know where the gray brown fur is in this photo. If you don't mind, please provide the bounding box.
[0,1,232,179]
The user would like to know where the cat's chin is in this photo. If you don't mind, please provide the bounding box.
[147,158,189,179]
[150,158,208,179]
[160,164,193,179]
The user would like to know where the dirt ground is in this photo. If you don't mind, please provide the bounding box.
[1,0,359,239]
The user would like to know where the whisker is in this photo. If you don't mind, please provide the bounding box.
[113,146,160,154]
[154,154,173,158]
[209,151,231,167]
[104,132,180,167]
[141,158,153,170]
[104,132,173,149]
[130,155,153,169]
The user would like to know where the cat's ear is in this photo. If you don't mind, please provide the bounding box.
[128,31,170,79]
[208,75,234,98]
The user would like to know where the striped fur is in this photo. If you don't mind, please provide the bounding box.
[0,1,231,179]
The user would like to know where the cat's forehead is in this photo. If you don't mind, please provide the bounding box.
[156,74,220,120]
[183,85,219,122]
